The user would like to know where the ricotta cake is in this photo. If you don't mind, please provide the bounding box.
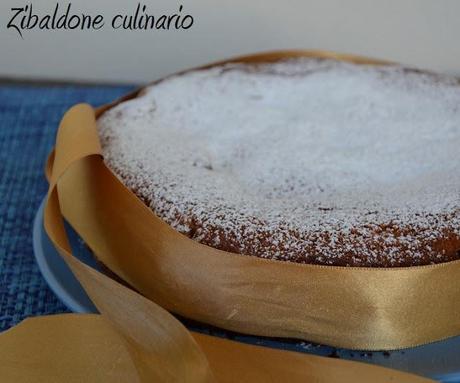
[97,58,460,267]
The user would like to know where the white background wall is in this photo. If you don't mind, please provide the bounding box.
[0,0,459,84]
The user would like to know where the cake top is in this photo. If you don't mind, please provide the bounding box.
[98,58,460,266]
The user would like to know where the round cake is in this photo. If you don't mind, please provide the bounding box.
[97,58,460,267]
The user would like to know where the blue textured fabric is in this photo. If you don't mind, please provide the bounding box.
[0,83,135,331]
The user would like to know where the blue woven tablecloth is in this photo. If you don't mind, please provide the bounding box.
[0,83,135,331]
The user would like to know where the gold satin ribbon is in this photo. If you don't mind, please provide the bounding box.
[0,315,432,382]
[0,50,450,382]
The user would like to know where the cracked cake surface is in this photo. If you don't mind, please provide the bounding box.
[97,58,460,267]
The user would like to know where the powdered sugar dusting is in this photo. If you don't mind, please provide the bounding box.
[98,58,460,267]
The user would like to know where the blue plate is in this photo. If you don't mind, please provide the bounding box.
[33,199,98,313]
[33,198,460,382]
